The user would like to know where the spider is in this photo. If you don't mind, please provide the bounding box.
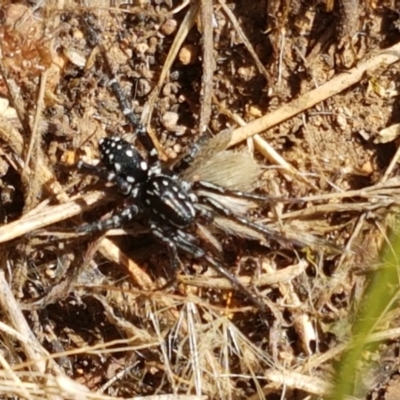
[77,16,336,313]
[78,129,284,313]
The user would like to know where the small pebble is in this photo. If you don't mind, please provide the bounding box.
[161,111,179,131]
[161,19,177,36]
[178,44,198,65]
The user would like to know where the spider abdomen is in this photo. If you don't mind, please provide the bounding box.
[99,136,148,185]
[144,175,196,228]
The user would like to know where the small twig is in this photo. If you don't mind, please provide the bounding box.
[23,70,47,174]
[0,351,33,400]
[218,0,270,82]
[0,47,31,141]
[263,369,333,398]
[280,201,392,221]
[0,192,108,244]
[337,137,400,270]
[99,238,154,290]
[381,143,400,183]
[142,1,199,155]
[0,271,63,375]
[23,70,48,211]
[277,29,285,88]
[179,260,307,290]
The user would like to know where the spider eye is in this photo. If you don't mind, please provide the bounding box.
[99,137,148,184]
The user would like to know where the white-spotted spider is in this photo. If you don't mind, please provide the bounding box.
[77,15,337,313]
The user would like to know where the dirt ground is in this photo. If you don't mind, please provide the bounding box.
[2,0,400,399]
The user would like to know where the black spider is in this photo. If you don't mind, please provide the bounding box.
[77,16,337,313]
[78,130,280,313]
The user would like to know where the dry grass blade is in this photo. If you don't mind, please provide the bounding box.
[179,260,307,290]
[22,70,48,212]
[142,0,199,156]
[198,0,214,133]
[0,271,63,375]
[0,191,106,244]
[263,370,333,398]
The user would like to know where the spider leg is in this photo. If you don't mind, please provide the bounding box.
[77,204,140,233]
[150,224,181,272]
[77,161,133,194]
[150,223,204,267]
[167,227,267,313]
[194,180,294,204]
[200,194,342,253]
[149,223,183,289]
[107,76,158,160]
[200,195,304,248]
[82,14,159,160]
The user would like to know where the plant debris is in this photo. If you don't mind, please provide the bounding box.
[1,1,400,399]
